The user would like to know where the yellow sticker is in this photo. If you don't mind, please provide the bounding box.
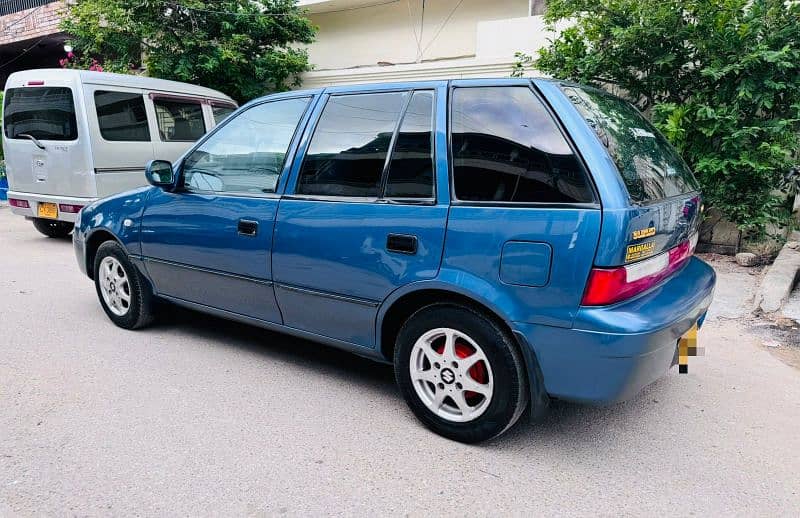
[625,241,656,262]
[632,226,656,240]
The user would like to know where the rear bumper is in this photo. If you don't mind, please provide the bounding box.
[513,257,716,404]
[6,191,96,223]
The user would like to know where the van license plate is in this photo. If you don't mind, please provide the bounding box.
[38,202,58,219]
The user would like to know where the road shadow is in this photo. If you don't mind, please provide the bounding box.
[152,303,397,397]
[144,302,678,448]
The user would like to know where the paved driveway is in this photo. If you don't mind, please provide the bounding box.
[1,206,798,516]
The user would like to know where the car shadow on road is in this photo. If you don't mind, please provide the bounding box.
[153,303,675,447]
[157,303,398,396]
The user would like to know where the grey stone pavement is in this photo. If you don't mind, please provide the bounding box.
[1,206,799,517]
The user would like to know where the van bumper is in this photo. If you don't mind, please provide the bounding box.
[512,257,716,404]
[6,191,96,223]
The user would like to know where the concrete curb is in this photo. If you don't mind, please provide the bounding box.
[753,235,800,316]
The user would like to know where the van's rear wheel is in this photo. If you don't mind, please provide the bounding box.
[394,304,529,443]
[32,218,73,238]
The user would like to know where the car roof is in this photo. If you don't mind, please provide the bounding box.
[244,77,562,107]
[5,69,235,102]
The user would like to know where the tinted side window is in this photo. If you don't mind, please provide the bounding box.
[3,87,77,141]
[182,97,310,194]
[94,91,150,142]
[212,104,236,125]
[298,92,408,197]
[154,98,206,142]
[451,87,593,203]
[384,90,434,199]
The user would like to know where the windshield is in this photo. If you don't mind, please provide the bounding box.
[562,85,699,202]
[3,87,78,141]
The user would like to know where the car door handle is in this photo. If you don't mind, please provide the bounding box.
[237,219,258,237]
[386,233,418,254]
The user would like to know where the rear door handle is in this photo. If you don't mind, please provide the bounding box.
[237,219,258,237]
[387,233,418,254]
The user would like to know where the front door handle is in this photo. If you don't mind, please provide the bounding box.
[387,233,418,254]
[237,219,258,237]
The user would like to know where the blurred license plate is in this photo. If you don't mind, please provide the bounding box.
[38,202,58,219]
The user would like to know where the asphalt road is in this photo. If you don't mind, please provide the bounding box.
[1,206,799,517]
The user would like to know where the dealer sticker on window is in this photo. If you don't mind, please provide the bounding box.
[625,241,656,262]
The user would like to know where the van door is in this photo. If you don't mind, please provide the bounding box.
[139,95,314,323]
[272,87,448,347]
[83,85,155,197]
[442,81,601,328]
[2,83,93,197]
[148,94,208,162]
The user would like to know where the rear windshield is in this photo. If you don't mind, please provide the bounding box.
[562,85,699,202]
[3,87,78,141]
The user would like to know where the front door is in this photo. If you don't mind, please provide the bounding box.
[272,87,448,347]
[139,96,314,323]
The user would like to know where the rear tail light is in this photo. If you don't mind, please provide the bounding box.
[582,233,698,306]
[26,80,44,86]
[58,204,84,213]
[9,199,30,208]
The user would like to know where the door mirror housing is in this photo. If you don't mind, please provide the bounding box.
[145,160,175,188]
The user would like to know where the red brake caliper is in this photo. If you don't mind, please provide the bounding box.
[456,343,487,403]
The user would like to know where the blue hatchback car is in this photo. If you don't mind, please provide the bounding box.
[74,79,715,442]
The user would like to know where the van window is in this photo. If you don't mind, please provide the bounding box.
[297,91,408,197]
[562,85,700,202]
[182,97,310,194]
[3,87,77,141]
[384,90,435,199]
[94,91,150,142]
[212,104,236,125]
[450,86,593,204]
[153,98,206,142]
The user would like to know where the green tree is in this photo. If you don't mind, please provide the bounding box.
[60,0,316,102]
[515,0,800,234]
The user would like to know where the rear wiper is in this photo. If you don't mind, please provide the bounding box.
[18,133,46,150]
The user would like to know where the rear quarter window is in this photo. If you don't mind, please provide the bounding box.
[562,85,700,202]
[450,86,594,204]
[3,87,78,141]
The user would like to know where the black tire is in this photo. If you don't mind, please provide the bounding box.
[394,304,529,443]
[93,240,155,329]
[32,218,73,238]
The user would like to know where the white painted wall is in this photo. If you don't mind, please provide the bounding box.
[297,0,560,87]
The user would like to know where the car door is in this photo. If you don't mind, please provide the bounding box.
[272,85,449,347]
[139,95,315,323]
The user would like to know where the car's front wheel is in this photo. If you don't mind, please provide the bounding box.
[93,241,154,329]
[394,304,529,443]
[32,218,73,238]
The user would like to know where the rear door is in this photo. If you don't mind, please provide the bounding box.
[272,85,448,347]
[2,80,93,197]
[442,80,601,328]
[83,85,155,197]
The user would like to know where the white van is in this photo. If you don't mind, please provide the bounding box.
[2,69,237,237]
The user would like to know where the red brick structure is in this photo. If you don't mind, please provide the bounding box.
[0,0,68,87]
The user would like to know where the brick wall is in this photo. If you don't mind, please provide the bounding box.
[0,1,65,46]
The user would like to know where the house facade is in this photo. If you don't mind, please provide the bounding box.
[0,0,67,87]
[298,0,550,87]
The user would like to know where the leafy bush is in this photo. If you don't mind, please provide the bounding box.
[60,0,316,103]
[515,0,800,235]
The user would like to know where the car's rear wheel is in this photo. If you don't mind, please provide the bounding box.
[394,304,529,443]
[93,241,154,329]
[32,218,73,238]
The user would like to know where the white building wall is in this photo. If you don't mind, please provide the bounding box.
[298,0,557,87]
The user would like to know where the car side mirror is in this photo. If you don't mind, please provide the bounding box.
[145,160,175,188]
